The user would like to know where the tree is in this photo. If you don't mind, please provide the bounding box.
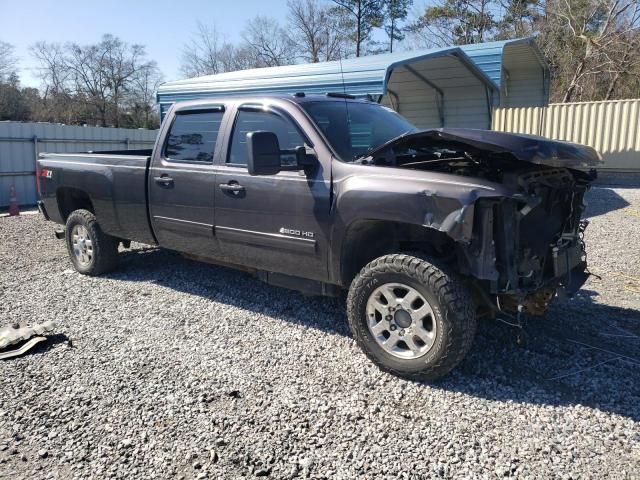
[494,0,540,39]
[0,40,18,81]
[0,73,31,121]
[383,0,413,52]
[30,34,161,127]
[125,60,163,129]
[181,22,224,77]
[539,0,640,102]
[331,0,385,56]
[242,16,297,67]
[288,0,352,62]
[407,0,497,47]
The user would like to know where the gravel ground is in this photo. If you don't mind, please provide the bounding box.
[1,187,639,480]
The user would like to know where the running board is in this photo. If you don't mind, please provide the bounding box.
[257,271,341,297]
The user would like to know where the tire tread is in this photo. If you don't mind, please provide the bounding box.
[65,209,119,276]
[347,253,476,380]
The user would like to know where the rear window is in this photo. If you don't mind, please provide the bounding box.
[164,110,224,163]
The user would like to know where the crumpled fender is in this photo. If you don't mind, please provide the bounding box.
[332,162,515,244]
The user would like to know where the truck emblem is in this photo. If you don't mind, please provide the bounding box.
[279,227,314,238]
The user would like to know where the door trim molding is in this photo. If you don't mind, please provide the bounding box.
[215,226,316,254]
[153,216,214,236]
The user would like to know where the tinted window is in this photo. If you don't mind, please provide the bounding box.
[300,101,416,161]
[165,110,223,163]
[228,110,305,166]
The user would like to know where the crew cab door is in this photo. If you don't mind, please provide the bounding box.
[148,105,226,256]
[213,104,331,281]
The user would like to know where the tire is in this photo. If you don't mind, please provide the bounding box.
[347,253,476,381]
[65,209,119,275]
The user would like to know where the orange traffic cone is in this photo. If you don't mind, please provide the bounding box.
[8,184,19,216]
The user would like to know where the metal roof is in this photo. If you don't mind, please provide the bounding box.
[459,37,547,88]
[156,38,548,119]
[159,39,539,96]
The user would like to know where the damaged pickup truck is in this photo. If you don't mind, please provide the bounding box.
[36,94,600,379]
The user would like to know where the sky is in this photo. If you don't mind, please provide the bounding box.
[0,0,297,87]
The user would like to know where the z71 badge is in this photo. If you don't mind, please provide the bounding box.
[279,227,314,238]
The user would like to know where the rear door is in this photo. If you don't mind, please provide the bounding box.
[148,105,227,257]
[213,103,331,281]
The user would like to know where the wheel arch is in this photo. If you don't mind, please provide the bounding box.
[56,187,95,222]
[336,218,456,287]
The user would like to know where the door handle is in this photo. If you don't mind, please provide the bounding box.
[154,175,174,187]
[219,183,245,193]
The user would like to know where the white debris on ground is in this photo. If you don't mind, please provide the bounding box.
[0,187,638,479]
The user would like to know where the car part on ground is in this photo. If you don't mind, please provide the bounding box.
[0,321,56,360]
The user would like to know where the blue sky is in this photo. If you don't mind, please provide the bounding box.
[0,0,299,87]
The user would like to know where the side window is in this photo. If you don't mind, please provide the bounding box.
[227,110,305,167]
[164,110,223,163]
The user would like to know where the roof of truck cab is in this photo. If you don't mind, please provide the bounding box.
[170,93,377,107]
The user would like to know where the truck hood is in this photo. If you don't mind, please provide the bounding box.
[368,128,602,169]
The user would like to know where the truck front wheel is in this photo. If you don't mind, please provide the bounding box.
[65,209,119,276]
[347,254,477,380]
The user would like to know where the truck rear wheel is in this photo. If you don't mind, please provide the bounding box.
[65,209,119,276]
[347,254,476,380]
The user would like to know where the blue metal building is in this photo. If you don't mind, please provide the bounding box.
[157,38,548,130]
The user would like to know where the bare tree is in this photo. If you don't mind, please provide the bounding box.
[218,43,263,71]
[603,30,640,99]
[126,60,163,128]
[540,0,640,102]
[288,0,351,62]
[181,22,224,77]
[0,40,18,81]
[31,35,161,127]
[242,16,297,67]
[101,35,153,127]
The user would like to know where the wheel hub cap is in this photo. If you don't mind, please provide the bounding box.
[394,309,412,328]
[365,282,437,360]
[71,225,93,266]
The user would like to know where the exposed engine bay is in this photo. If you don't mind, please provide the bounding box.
[357,129,599,316]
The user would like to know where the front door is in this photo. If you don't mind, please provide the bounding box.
[148,106,225,257]
[214,105,331,281]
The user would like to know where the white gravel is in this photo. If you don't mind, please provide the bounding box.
[1,187,639,479]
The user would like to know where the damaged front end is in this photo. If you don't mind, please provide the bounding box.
[361,128,601,315]
[457,168,593,315]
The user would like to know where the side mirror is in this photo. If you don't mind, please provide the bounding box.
[247,131,281,176]
[295,146,317,168]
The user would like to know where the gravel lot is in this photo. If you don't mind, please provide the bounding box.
[1,187,639,479]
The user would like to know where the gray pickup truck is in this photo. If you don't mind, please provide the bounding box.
[37,93,600,379]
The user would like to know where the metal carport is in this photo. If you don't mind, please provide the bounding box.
[157,37,548,130]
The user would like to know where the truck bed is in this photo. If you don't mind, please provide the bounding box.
[37,151,156,245]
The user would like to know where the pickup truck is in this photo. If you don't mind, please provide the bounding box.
[37,93,600,380]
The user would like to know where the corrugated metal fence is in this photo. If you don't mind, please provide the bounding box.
[0,122,158,207]
[492,98,640,171]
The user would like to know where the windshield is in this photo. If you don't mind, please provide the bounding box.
[300,100,417,161]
